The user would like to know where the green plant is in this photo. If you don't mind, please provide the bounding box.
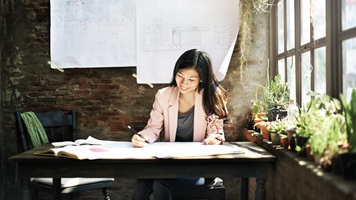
[252,85,268,118]
[295,93,348,168]
[265,75,290,111]
[305,92,341,114]
[295,109,326,138]
[252,87,261,118]
[267,120,288,134]
[295,93,341,138]
[309,114,347,167]
[340,88,356,153]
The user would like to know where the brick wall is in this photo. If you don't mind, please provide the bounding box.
[0,1,269,199]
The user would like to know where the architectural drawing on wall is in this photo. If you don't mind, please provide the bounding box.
[50,0,136,68]
[136,0,240,83]
[172,26,207,46]
[140,24,233,51]
[49,0,240,84]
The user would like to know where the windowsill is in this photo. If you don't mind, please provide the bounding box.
[243,129,356,199]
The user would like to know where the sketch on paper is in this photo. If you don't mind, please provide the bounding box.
[136,0,240,83]
[50,0,136,68]
[49,0,241,84]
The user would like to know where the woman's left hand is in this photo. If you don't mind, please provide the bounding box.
[203,133,224,145]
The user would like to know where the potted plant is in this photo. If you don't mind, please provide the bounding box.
[280,133,289,149]
[254,121,270,140]
[267,120,288,145]
[251,85,269,139]
[294,93,341,157]
[265,75,290,121]
[333,88,356,178]
[340,88,356,153]
[252,85,268,120]
[286,121,297,150]
[309,114,347,170]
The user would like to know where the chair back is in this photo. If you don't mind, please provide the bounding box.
[15,110,77,153]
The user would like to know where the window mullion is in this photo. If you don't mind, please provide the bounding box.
[283,0,288,80]
[310,0,315,94]
[269,0,278,79]
[325,0,341,98]
[295,0,302,106]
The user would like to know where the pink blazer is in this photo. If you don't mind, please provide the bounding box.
[139,86,224,143]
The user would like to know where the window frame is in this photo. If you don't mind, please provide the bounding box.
[270,0,356,106]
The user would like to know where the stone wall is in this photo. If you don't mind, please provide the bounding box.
[0,1,269,199]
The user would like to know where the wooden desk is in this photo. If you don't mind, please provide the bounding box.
[10,142,275,200]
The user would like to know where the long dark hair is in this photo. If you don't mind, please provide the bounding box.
[170,49,228,118]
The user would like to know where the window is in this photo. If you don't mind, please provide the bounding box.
[271,0,356,105]
[343,37,356,101]
[342,0,356,101]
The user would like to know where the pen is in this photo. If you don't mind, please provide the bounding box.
[128,126,150,144]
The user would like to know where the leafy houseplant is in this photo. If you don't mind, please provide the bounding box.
[252,85,268,119]
[250,85,268,137]
[267,120,288,134]
[333,88,356,178]
[265,75,290,121]
[294,93,341,157]
[294,110,326,138]
[252,87,263,118]
[305,91,341,115]
[267,120,289,145]
[309,114,347,170]
[340,88,356,153]
[295,93,341,138]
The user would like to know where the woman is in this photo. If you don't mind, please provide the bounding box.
[131,49,228,200]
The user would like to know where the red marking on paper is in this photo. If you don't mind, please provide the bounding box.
[89,147,108,152]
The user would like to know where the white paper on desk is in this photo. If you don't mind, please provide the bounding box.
[136,0,240,83]
[87,142,244,160]
[148,142,244,159]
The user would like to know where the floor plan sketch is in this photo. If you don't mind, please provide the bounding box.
[136,0,240,83]
[140,23,235,52]
[50,0,136,68]
[172,26,206,46]
[49,0,241,84]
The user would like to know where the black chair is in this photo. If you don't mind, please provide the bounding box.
[15,110,114,200]
[171,177,226,200]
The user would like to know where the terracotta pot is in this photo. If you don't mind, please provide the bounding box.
[256,112,267,119]
[286,129,296,151]
[306,144,313,161]
[254,118,263,124]
[260,123,269,140]
[254,121,269,140]
[280,136,289,149]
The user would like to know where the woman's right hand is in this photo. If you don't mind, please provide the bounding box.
[131,134,149,148]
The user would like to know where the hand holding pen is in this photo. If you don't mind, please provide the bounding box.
[129,126,150,148]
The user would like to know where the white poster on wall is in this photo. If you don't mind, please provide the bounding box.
[136,0,240,83]
[50,0,137,68]
[50,0,240,84]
